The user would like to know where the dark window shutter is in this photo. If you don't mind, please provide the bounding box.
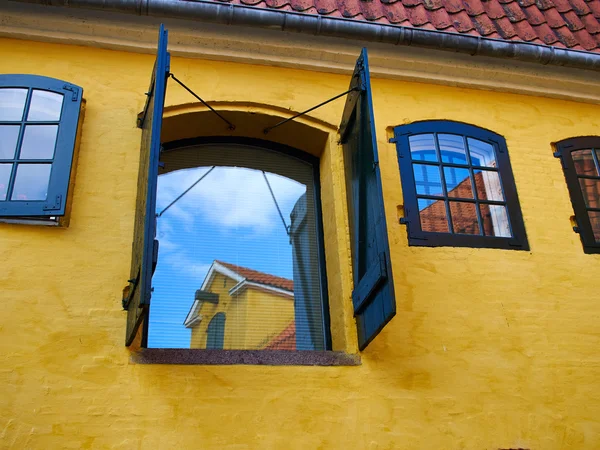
[340,48,396,350]
[124,25,170,346]
[206,313,226,349]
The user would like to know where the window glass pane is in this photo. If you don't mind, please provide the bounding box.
[11,163,51,200]
[148,145,326,351]
[474,169,504,202]
[409,134,438,162]
[571,149,597,176]
[413,163,444,196]
[0,88,27,121]
[0,125,20,159]
[0,164,12,201]
[19,125,58,159]
[467,138,497,167]
[480,204,512,237]
[444,167,473,199]
[589,211,600,243]
[438,134,468,164]
[449,201,480,235]
[578,178,600,208]
[418,198,448,232]
[27,90,64,122]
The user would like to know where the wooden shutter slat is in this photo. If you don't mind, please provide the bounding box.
[125,25,169,346]
[351,252,387,314]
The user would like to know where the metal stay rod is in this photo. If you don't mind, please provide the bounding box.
[157,166,216,218]
[169,73,235,130]
[263,87,359,134]
[262,171,290,236]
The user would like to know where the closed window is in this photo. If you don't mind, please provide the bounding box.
[0,75,83,225]
[393,121,528,250]
[554,136,600,254]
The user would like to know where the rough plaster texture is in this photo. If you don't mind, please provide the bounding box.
[1,37,600,449]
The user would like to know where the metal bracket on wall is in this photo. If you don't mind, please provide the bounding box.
[168,73,236,130]
[263,87,360,134]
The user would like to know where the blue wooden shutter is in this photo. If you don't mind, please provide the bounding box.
[339,48,396,350]
[124,25,169,346]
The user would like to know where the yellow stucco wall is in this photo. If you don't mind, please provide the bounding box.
[190,272,294,350]
[1,36,600,449]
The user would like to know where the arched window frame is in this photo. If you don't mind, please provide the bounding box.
[0,74,84,225]
[554,136,600,254]
[393,121,529,250]
[206,312,226,350]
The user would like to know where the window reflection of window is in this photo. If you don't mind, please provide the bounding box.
[554,137,600,253]
[396,122,528,250]
[148,144,329,350]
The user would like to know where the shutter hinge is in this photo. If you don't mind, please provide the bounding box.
[573,226,581,234]
[43,195,62,211]
[63,84,79,101]
[399,217,409,225]
[389,137,397,144]
[553,150,567,168]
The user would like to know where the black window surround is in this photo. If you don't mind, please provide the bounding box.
[392,121,529,250]
[554,136,600,254]
[0,74,83,225]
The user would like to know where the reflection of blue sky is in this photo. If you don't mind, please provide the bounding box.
[148,166,306,348]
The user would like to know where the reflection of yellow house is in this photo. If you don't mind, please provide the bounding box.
[184,260,295,350]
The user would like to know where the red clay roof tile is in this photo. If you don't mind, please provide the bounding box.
[483,0,508,19]
[563,9,586,29]
[428,7,453,28]
[570,0,592,13]
[544,7,568,27]
[552,0,576,12]
[212,0,600,53]
[472,12,501,34]
[582,11,600,32]
[573,26,600,46]
[465,0,487,16]
[522,4,548,24]
[533,21,562,42]
[442,0,465,13]
[264,322,296,350]
[216,261,294,292]
[512,16,540,38]
[503,1,528,21]
[452,10,477,31]
[589,0,600,18]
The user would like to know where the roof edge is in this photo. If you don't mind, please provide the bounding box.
[9,0,600,72]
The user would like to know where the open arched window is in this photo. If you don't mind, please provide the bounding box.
[393,121,528,250]
[148,140,330,351]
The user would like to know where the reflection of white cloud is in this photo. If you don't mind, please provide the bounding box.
[157,167,306,234]
[159,251,212,281]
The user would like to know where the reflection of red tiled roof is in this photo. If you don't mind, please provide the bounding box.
[265,321,296,350]
[208,0,600,52]
[216,260,294,291]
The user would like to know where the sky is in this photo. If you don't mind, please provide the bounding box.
[148,165,307,348]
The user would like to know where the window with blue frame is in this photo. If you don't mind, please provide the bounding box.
[393,121,528,250]
[0,75,83,225]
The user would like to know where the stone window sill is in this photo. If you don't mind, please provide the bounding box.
[131,349,361,366]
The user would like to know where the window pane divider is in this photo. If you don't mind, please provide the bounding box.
[6,88,32,202]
